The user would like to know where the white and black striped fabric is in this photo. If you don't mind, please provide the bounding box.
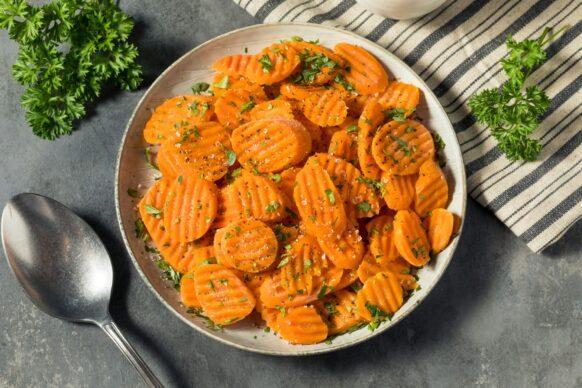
[233,0,581,253]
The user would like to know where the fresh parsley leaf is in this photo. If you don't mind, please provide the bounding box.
[356,201,372,213]
[156,258,182,290]
[355,176,384,190]
[265,201,281,213]
[346,124,359,133]
[385,108,408,122]
[333,71,354,91]
[240,98,255,113]
[214,75,229,89]
[134,218,149,241]
[258,54,273,73]
[324,188,336,205]
[468,26,568,161]
[294,51,337,85]
[127,188,140,198]
[144,204,162,217]
[191,82,210,94]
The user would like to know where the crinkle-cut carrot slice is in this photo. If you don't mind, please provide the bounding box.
[176,245,216,273]
[259,267,343,308]
[393,210,430,267]
[345,93,369,117]
[357,252,411,283]
[156,145,183,179]
[306,153,381,218]
[159,121,232,181]
[212,54,254,79]
[294,112,326,152]
[241,270,275,313]
[214,87,267,130]
[287,40,346,85]
[280,83,327,100]
[180,273,201,308]
[194,264,256,325]
[302,89,348,127]
[249,100,295,120]
[280,234,329,295]
[377,81,420,116]
[226,169,289,223]
[328,120,359,164]
[380,172,418,210]
[423,208,454,254]
[210,74,267,99]
[277,305,328,344]
[211,186,236,230]
[220,219,278,273]
[273,224,300,248]
[335,269,358,291]
[213,227,233,268]
[414,158,449,217]
[163,174,218,243]
[366,214,400,265]
[333,43,388,95]
[143,95,215,144]
[315,289,363,335]
[371,119,435,175]
[261,308,280,332]
[358,99,386,180]
[356,271,403,321]
[316,224,365,270]
[293,164,347,237]
[231,118,312,173]
[277,167,301,201]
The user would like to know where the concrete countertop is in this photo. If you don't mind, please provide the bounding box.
[0,1,580,386]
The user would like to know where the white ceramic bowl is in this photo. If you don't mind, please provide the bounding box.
[115,23,466,355]
[356,0,449,20]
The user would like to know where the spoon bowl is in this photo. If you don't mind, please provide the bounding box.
[1,193,162,387]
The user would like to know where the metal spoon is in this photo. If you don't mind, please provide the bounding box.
[1,193,163,388]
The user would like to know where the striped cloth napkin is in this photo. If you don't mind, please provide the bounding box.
[232,0,581,253]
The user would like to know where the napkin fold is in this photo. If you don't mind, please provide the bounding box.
[232,0,581,252]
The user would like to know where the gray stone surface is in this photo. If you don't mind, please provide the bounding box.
[0,0,580,387]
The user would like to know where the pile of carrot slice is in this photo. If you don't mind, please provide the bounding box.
[136,37,461,345]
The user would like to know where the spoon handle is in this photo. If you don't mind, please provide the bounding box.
[100,320,164,388]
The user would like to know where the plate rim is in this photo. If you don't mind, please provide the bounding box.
[115,22,467,356]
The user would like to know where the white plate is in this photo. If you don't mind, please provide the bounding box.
[115,23,467,355]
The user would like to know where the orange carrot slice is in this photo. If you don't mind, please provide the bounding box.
[293,164,347,237]
[423,208,454,254]
[357,252,411,283]
[214,87,267,130]
[277,167,301,202]
[377,81,420,116]
[357,99,386,180]
[277,306,328,344]
[335,269,359,291]
[414,158,449,217]
[328,121,359,164]
[249,100,295,120]
[302,89,348,127]
[280,234,328,295]
[371,119,435,175]
[287,40,346,85]
[241,270,275,313]
[261,308,280,332]
[158,121,232,181]
[366,214,400,265]
[231,118,312,173]
[316,224,365,270]
[380,172,417,210]
[315,290,363,335]
[177,245,216,273]
[163,174,218,243]
[180,273,200,308]
[345,93,369,117]
[210,73,267,100]
[143,95,215,144]
[393,210,430,267]
[333,43,388,95]
[280,83,327,100]
[194,264,256,325]
[220,219,278,273]
[356,272,403,321]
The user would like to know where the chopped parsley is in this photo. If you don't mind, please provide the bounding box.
[258,54,273,73]
[334,71,354,91]
[214,75,229,89]
[365,302,392,331]
[191,82,210,94]
[385,108,408,122]
[134,218,149,241]
[356,201,372,213]
[346,124,359,134]
[293,51,337,85]
[156,259,182,290]
[240,98,255,113]
[265,201,281,213]
[127,188,140,198]
[355,176,384,190]
[324,189,336,205]
[144,204,162,217]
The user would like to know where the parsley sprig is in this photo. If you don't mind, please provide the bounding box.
[0,0,143,139]
[468,26,567,161]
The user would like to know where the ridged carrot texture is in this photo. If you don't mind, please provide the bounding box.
[176,245,216,273]
[293,164,347,237]
[138,178,174,262]
[277,167,301,202]
[143,95,215,144]
[316,224,365,270]
[219,219,278,273]
[261,308,280,332]
[277,306,329,345]
[292,111,326,152]
[180,273,200,308]
[306,153,381,218]
[356,252,410,282]
[158,121,232,181]
[333,43,389,95]
[302,89,348,127]
[371,119,435,175]
[287,40,346,85]
[194,264,256,325]
[249,99,295,121]
[259,267,343,308]
[328,121,359,164]
[357,99,386,180]
[214,87,267,130]
[280,234,328,295]
[210,73,267,99]
[335,269,359,291]
[163,174,218,243]
[231,118,312,173]
[365,214,400,265]
[213,227,233,268]
[423,208,454,254]
[279,83,327,100]
[273,224,300,249]
[356,271,403,321]
[241,270,275,313]
[414,158,449,217]
[315,290,363,335]
[380,172,418,210]
[249,43,302,85]
[377,81,420,116]
[393,210,430,267]
[345,93,369,117]
[226,169,289,223]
